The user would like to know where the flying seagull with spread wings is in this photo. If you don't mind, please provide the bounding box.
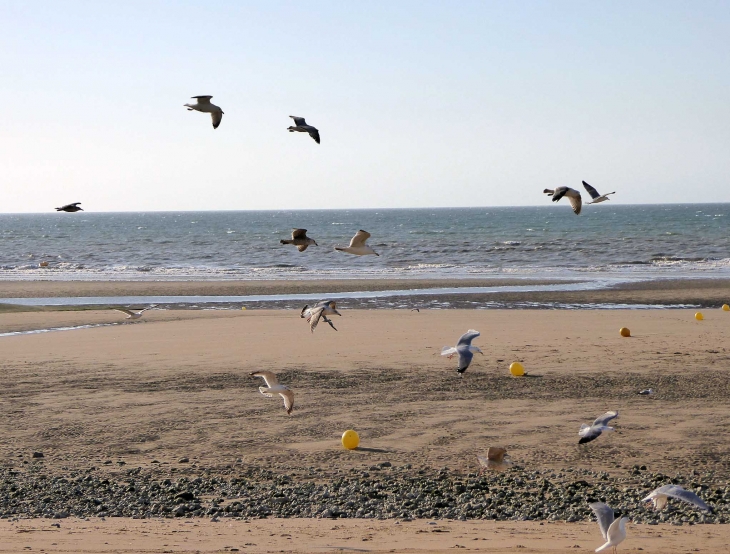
[111,306,157,320]
[590,502,629,554]
[300,300,341,332]
[184,95,224,129]
[280,229,318,252]
[335,230,379,256]
[642,485,710,512]
[250,371,294,414]
[288,116,320,143]
[441,329,483,376]
[55,202,83,212]
[544,187,582,214]
[583,181,616,204]
[578,411,618,444]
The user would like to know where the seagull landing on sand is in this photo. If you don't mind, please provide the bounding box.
[280,229,317,252]
[250,371,294,414]
[112,306,157,320]
[477,447,512,473]
[301,301,341,332]
[335,230,379,256]
[288,116,320,144]
[544,187,582,214]
[441,329,483,376]
[642,485,710,512]
[583,181,616,204]
[184,96,224,129]
[56,202,83,212]
[579,411,618,444]
[590,502,628,554]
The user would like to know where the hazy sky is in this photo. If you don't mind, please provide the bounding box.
[2,1,729,212]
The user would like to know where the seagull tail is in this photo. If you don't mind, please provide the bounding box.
[595,540,612,552]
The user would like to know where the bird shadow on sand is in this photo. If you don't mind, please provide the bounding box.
[355,446,392,453]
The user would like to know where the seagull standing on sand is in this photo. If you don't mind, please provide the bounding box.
[477,447,512,473]
[590,502,628,554]
[642,485,710,511]
[280,229,318,252]
[250,371,294,415]
[441,329,483,376]
[287,116,320,143]
[300,301,341,332]
[111,306,157,320]
[583,181,616,204]
[544,187,582,214]
[55,202,83,212]
[579,411,619,444]
[335,230,379,256]
[184,96,224,129]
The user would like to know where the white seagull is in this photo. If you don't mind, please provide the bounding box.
[583,181,616,204]
[544,187,582,214]
[441,329,483,376]
[111,306,157,320]
[300,301,341,332]
[590,502,628,554]
[280,228,318,252]
[477,447,512,473]
[250,371,294,415]
[335,230,379,256]
[642,485,710,512]
[184,95,224,129]
[579,411,618,444]
[287,116,320,144]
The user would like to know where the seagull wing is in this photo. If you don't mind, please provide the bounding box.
[457,345,474,371]
[349,230,371,247]
[290,116,307,126]
[308,306,326,332]
[297,244,309,252]
[113,308,135,316]
[308,128,320,144]
[211,111,223,129]
[476,455,490,469]
[140,305,157,313]
[291,228,308,239]
[568,191,582,215]
[250,371,279,388]
[280,390,294,414]
[589,502,614,540]
[592,411,619,427]
[192,95,212,103]
[660,485,710,511]
[582,181,601,199]
[441,346,458,357]
[456,329,480,347]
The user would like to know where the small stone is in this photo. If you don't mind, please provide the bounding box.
[178,457,190,463]
[32,452,44,459]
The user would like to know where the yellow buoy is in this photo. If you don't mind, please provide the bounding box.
[341,430,360,450]
[695,312,704,321]
[722,304,729,312]
[509,362,525,377]
[241,307,247,310]
[619,327,631,337]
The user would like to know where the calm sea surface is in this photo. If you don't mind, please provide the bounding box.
[1,205,729,282]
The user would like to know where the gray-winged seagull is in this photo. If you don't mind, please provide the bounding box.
[583,181,616,204]
[55,202,83,212]
[642,485,710,511]
[335,230,379,256]
[590,502,628,554]
[544,187,582,214]
[288,116,320,144]
[300,301,341,332]
[579,411,618,444]
[111,306,157,320]
[441,329,483,376]
[250,371,294,414]
[184,95,224,129]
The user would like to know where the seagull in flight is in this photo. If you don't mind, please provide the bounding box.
[477,447,512,473]
[579,411,618,444]
[544,187,582,214]
[111,306,157,320]
[280,229,318,252]
[590,502,628,554]
[335,230,379,256]
[441,329,483,376]
[301,301,341,332]
[288,116,320,144]
[250,371,294,414]
[55,202,83,212]
[642,485,710,512]
[583,181,616,204]
[184,95,224,129]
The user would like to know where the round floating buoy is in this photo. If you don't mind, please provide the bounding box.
[241,307,247,310]
[695,312,704,321]
[509,362,525,377]
[341,430,360,450]
[722,304,729,312]
[619,327,631,337]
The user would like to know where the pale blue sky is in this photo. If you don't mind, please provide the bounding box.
[2,1,729,212]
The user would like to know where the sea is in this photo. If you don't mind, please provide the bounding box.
[0,204,728,311]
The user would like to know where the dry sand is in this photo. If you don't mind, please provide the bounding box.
[1,308,729,552]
